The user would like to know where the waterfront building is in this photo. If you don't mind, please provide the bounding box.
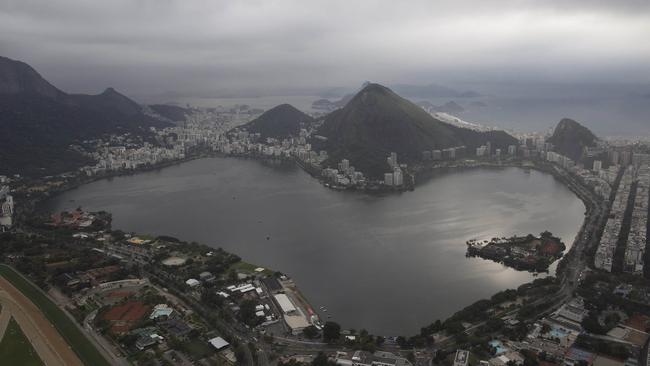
[393,169,404,186]
[339,159,350,172]
[476,146,487,157]
[387,152,398,168]
[384,173,394,186]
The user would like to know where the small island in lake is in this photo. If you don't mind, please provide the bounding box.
[466,231,566,272]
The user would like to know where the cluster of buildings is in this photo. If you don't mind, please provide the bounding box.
[422,146,466,160]
[220,124,384,189]
[0,183,13,231]
[624,162,650,273]
[595,154,650,274]
[47,209,102,229]
[321,158,366,187]
[515,134,556,159]
[545,151,614,199]
[80,107,248,176]
[384,152,405,187]
[595,167,635,271]
[218,130,308,158]
[218,128,335,172]
[181,259,320,337]
[83,143,186,175]
[221,274,318,335]
[30,214,244,364]
[476,142,501,158]
[469,135,550,162]
[459,297,644,366]
[533,298,648,366]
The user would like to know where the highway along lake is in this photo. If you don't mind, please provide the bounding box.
[44,157,585,335]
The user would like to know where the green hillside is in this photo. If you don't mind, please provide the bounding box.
[315,83,517,177]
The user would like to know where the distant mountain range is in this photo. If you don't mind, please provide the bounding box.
[311,95,354,111]
[242,104,313,139]
[548,118,599,161]
[390,83,481,99]
[313,84,517,177]
[1,57,598,180]
[416,100,465,114]
[0,56,172,176]
[148,104,190,123]
[313,83,479,112]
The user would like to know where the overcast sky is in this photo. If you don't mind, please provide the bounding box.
[1,0,649,98]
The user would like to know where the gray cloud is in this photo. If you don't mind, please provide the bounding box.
[1,0,649,100]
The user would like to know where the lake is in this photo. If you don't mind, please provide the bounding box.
[44,158,585,335]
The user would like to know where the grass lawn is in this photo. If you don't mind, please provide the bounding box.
[0,317,44,366]
[229,261,273,276]
[0,265,110,366]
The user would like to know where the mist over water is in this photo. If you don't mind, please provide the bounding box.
[45,158,585,335]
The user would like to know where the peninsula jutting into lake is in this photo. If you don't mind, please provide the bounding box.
[466,232,567,273]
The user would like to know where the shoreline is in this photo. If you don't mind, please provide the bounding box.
[25,154,599,338]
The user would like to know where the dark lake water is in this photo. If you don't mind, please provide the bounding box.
[44,158,585,335]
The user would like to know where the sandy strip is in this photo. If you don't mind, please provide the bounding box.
[0,304,10,338]
[0,276,83,366]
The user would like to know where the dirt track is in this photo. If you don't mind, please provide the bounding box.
[0,276,83,366]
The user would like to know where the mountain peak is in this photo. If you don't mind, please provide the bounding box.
[548,118,598,161]
[102,87,118,95]
[315,83,517,177]
[0,55,64,99]
[0,56,172,176]
[243,103,313,139]
[358,83,391,94]
[556,118,583,130]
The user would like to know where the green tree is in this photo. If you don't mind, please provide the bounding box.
[312,352,335,366]
[303,325,319,339]
[323,322,341,343]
